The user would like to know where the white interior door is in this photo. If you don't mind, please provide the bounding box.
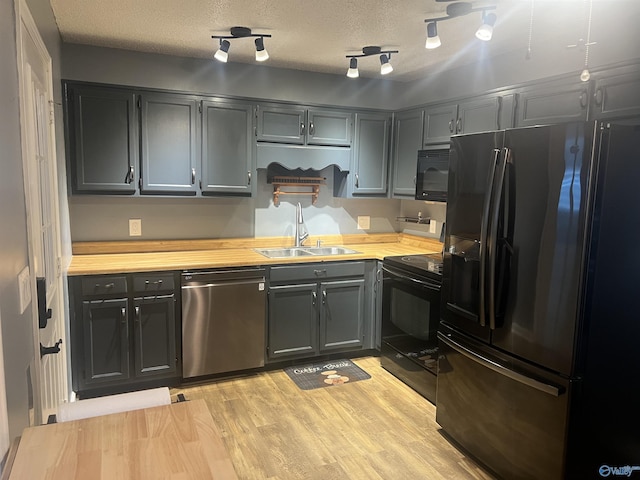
[16,0,68,424]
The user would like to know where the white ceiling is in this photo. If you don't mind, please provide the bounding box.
[49,0,625,82]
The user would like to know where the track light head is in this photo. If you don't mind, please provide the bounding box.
[425,22,441,49]
[379,54,393,75]
[346,58,359,78]
[476,12,497,41]
[214,39,230,63]
[255,37,269,62]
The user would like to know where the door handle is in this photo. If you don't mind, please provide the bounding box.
[134,305,140,321]
[300,122,305,136]
[126,166,134,184]
[456,118,462,133]
[439,332,564,396]
[247,171,251,185]
[121,307,127,323]
[594,87,603,106]
[36,277,52,329]
[322,290,327,304]
[309,122,315,136]
[448,120,454,133]
[40,339,63,358]
[191,168,196,185]
[312,291,317,305]
[355,173,359,188]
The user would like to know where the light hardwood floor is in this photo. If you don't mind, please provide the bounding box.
[172,356,495,480]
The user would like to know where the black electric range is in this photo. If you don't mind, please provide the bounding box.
[380,252,443,404]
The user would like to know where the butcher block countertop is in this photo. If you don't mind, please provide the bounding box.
[68,233,442,275]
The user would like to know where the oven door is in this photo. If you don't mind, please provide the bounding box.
[380,264,441,401]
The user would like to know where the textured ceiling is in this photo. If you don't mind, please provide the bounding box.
[50,0,624,82]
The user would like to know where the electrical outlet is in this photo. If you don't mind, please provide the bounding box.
[129,219,142,237]
[430,220,437,234]
[18,266,31,314]
[357,216,370,230]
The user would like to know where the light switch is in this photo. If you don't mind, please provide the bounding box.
[129,219,142,236]
[357,216,370,230]
[18,266,31,314]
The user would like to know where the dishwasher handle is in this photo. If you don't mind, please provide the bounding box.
[182,268,265,284]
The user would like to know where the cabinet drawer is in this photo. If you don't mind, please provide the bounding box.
[81,276,128,296]
[132,273,175,293]
[270,261,365,283]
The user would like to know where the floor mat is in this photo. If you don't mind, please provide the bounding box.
[284,359,371,390]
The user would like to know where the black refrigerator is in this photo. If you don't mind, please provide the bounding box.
[436,121,640,480]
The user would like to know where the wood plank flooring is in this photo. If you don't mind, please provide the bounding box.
[172,357,495,480]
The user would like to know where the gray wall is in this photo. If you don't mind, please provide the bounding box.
[0,0,67,441]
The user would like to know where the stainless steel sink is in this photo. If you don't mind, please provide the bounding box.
[254,246,360,258]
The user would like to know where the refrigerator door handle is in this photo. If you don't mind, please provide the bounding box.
[487,147,509,329]
[438,332,564,397]
[479,148,501,327]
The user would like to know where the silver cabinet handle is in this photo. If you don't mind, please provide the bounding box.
[322,290,327,304]
[456,118,462,133]
[594,88,603,106]
[312,291,317,305]
[99,282,115,289]
[309,122,315,135]
[144,279,163,286]
[579,90,588,108]
[313,269,326,276]
[121,307,127,322]
[300,123,305,136]
[191,168,196,185]
[126,166,134,184]
[355,173,359,188]
[448,120,454,133]
[134,306,140,320]
[247,171,251,185]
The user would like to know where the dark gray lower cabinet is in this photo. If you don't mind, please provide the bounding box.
[71,272,180,398]
[267,262,366,362]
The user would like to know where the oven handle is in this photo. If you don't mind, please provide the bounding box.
[382,265,441,291]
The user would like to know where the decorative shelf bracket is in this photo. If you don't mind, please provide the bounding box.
[270,176,326,206]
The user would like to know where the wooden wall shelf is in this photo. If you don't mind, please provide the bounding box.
[270,176,326,206]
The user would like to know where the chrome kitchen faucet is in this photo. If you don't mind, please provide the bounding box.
[295,202,309,247]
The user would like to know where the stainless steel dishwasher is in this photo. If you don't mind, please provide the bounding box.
[181,268,266,379]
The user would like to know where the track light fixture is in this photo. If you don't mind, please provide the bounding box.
[424,2,497,49]
[345,46,399,78]
[211,26,272,63]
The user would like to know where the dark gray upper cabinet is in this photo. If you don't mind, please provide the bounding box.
[66,84,137,194]
[424,96,508,145]
[201,100,253,195]
[423,103,458,145]
[351,112,391,196]
[392,109,424,197]
[140,93,199,195]
[516,78,590,127]
[591,66,640,121]
[257,104,352,146]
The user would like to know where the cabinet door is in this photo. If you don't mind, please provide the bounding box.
[392,109,424,197]
[516,80,589,127]
[67,85,137,194]
[81,298,130,386]
[352,112,390,195]
[319,279,365,353]
[592,69,640,120]
[424,103,458,145]
[268,283,318,360]
[256,105,306,144]
[140,93,198,195]
[458,96,501,134]
[307,109,352,146]
[133,295,177,378]
[201,100,253,195]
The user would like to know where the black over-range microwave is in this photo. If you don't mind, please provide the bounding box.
[415,149,449,201]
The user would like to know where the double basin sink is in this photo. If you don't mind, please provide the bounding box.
[254,246,361,258]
